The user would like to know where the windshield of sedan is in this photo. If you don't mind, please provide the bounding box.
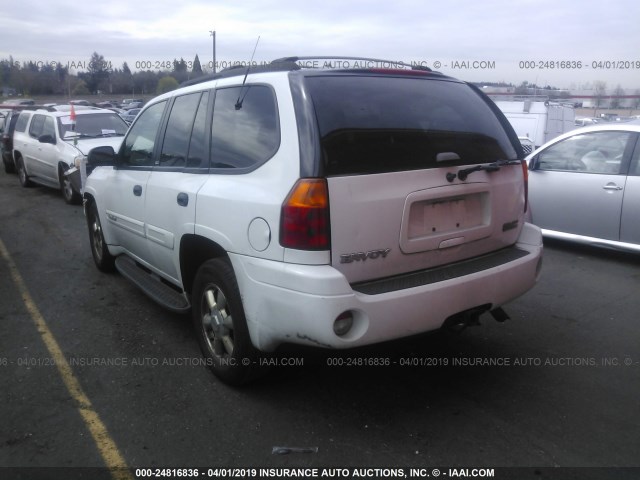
[58,113,129,139]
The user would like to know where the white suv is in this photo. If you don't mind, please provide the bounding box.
[12,106,128,204]
[84,57,543,385]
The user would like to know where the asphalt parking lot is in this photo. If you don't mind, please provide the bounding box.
[0,171,639,480]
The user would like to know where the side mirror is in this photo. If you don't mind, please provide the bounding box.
[88,145,118,167]
[38,134,56,144]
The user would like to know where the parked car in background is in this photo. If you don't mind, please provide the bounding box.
[574,117,600,127]
[527,123,640,252]
[84,56,543,385]
[121,98,143,107]
[2,98,35,106]
[120,108,140,124]
[122,101,144,110]
[50,104,98,112]
[107,107,127,115]
[1,109,24,173]
[598,113,620,122]
[12,106,129,204]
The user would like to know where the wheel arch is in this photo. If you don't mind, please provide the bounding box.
[83,193,99,229]
[57,160,70,179]
[82,193,113,244]
[83,191,96,209]
[180,234,228,296]
[14,151,34,187]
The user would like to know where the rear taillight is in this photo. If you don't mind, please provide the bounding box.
[280,179,330,250]
[521,160,529,213]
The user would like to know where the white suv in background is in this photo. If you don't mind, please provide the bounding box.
[12,107,128,204]
[84,57,543,385]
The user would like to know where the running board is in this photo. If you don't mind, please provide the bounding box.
[115,256,190,314]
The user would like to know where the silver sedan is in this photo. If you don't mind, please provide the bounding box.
[526,122,640,252]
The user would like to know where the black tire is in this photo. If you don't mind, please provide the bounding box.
[3,156,15,174]
[192,258,261,386]
[59,165,82,205]
[16,156,33,187]
[87,201,116,272]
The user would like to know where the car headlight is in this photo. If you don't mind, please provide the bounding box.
[73,154,86,169]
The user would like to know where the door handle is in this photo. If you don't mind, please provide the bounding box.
[177,192,189,207]
[133,185,142,196]
[602,183,623,191]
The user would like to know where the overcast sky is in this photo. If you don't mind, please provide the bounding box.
[1,0,638,90]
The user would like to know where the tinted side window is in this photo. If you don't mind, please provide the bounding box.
[187,92,210,168]
[121,101,167,167]
[15,112,31,132]
[29,115,45,138]
[305,76,518,176]
[210,86,279,169]
[159,93,202,167]
[537,131,631,174]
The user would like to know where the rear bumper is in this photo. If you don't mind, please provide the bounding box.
[231,222,543,352]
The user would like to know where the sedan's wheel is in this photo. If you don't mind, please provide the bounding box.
[192,258,260,385]
[87,201,115,272]
[59,166,81,204]
[16,157,33,187]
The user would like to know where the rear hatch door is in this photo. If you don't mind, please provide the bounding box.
[304,73,525,284]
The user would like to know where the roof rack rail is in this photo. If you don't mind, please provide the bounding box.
[0,104,52,111]
[179,55,434,88]
[179,60,301,88]
[272,56,432,72]
[21,105,57,112]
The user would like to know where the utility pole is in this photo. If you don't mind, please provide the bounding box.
[209,30,216,73]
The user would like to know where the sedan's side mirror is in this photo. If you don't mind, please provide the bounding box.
[88,145,118,167]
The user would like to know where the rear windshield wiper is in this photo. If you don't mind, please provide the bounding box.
[455,159,521,181]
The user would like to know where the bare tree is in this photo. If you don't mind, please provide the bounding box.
[632,89,640,114]
[610,84,625,109]
[593,81,607,115]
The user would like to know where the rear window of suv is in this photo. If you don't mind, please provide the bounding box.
[305,75,518,176]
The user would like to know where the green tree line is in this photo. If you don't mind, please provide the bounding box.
[0,52,204,97]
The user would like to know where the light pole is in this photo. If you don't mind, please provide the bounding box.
[209,30,216,73]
